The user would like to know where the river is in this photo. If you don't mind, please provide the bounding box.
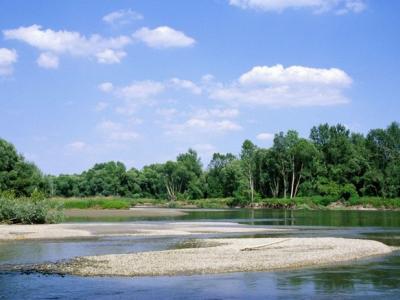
[1,209,400,299]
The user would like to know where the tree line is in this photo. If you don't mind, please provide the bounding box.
[1,122,399,203]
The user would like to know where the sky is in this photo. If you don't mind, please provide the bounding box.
[0,0,399,175]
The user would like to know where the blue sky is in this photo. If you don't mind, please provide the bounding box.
[0,0,399,174]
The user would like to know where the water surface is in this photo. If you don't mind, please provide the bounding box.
[1,208,400,299]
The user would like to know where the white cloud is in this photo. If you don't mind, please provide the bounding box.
[103,9,143,26]
[98,82,114,92]
[97,120,139,141]
[3,25,131,66]
[228,0,366,14]
[166,118,242,136]
[239,65,352,87]
[37,52,59,69]
[0,48,17,75]
[117,80,165,100]
[210,64,352,107]
[111,80,165,115]
[95,49,126,64]
[67,141,88,151]
[193,108,240,119]
[256,132,274,141]
[133,26,195,48]
[169,78,202,94]
[187,118,242,131]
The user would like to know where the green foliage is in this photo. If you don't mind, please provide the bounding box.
[346,197,400,209]
[1,122,399,206]
[59,198,131,209]
[0,191,64,224]
[0,138,47,197]
[341,183,358,201]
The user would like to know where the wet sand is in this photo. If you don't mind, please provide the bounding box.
[65,207,187,217]
[0,222,281,241]
[34,237,393,277]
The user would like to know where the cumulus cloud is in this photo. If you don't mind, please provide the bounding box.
[164,106,242,137]
[256,132,274,141]
[133,26,195,48]
[117,80,165,100]
[37,52,59,69]
[0,48,17,75]
[95,49,126,64]
[3,24,131,66]
[239,65,352,86]
[103,9,143,26]
[98,82,114,92]
[166,118,242,136]
[97,120,139,141]
[210,64,352,107]
[115,81,165,115]
[228,0,366,14]
[169,78,202,94]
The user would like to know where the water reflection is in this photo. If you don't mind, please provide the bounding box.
[66,208,400,227]
[2,208,400,299]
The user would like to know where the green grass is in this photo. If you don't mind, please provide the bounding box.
[50,196,400,211]
[259,196,338,209]
[260,196,400,210]
[54,197,131,209]
[346,197,400,209]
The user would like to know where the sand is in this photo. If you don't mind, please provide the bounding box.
[65,207,187,218]
[0,222,280,241]
[34,237,393,277]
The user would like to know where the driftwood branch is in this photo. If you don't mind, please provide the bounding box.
[240,239,291,251]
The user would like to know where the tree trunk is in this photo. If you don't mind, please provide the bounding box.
[293,163,303,198]
[290,157,295,199]
[270,178,279,198]
[249,172,254,206]
[280,164,287,199]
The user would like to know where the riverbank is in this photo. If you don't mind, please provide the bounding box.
[0,221,282,241]
[52,196,400,211]
[32,237,392,277]
[65,207,187,218]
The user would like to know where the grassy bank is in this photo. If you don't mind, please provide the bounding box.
[51,197,231,210]
[1,192,64,224]
[51,196,400,210]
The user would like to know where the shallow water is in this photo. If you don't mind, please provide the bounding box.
[1,209,400,299]
[67,208,400,227]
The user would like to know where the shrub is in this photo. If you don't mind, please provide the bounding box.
[0,191,64,224]
[340,183,358,201]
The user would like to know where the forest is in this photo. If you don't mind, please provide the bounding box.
[1,122,399,206]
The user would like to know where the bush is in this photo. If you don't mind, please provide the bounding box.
[316,181,341,197]
[0,191,64,224]
[340,183,358,201]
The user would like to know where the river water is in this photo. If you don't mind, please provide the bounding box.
[1,209,400,299]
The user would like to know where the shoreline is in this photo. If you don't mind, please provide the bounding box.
[30,237,393,277]
[65,207,187,218]
[0,221,286,241]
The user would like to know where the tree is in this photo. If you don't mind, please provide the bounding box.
[240,140,257,205]
[206,153,237,197]
[0,138,45,196]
